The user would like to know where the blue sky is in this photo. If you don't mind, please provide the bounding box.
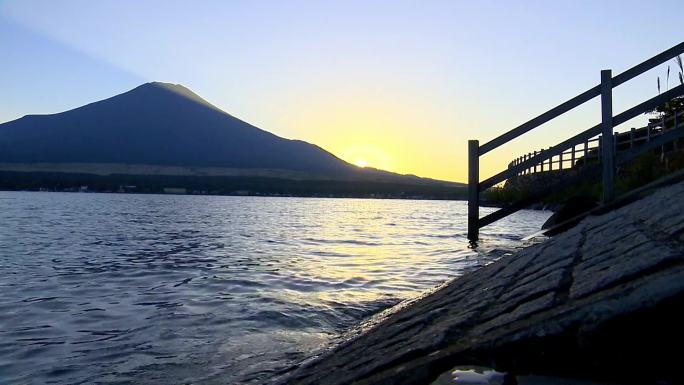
[1,0,683,181]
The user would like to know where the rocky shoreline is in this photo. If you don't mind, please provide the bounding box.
[273,179,684,385]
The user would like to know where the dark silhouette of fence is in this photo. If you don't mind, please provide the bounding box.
[468,42,684,242]
[508,110,684,175]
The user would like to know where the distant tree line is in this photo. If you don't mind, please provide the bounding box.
[0,171,468,200]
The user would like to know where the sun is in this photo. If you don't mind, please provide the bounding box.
[338,144,392,171]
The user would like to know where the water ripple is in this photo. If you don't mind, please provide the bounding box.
[0,192,550,384]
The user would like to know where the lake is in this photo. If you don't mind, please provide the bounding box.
[0,192,550,384]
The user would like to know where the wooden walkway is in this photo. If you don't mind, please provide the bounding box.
[509,110,684,176]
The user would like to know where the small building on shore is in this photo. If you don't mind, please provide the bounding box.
[163,187,187,194]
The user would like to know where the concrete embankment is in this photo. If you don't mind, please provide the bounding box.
[275,180,684,385]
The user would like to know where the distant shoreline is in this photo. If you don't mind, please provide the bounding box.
[0,162,461,186]
[0,188,468,201]
[0,169,467,201]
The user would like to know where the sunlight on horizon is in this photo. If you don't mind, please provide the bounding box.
[335,142,396,174]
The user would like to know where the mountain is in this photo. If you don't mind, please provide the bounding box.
[0,82,462,190]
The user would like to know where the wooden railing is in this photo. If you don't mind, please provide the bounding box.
[467,42,684,242]
[508,138,600,174]
[508,110,684,175]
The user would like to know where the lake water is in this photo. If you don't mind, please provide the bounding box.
[0,192,550,384]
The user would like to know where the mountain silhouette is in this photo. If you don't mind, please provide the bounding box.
[0,82,357,170]
[0,82,460,188]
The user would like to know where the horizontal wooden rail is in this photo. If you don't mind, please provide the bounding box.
[616,122,684,165]
[479,41,684,156]
[479,86,600,155]
[478,197,539,229]
[511,115,683,175]
[614,84,684,126]
[510,141,600,169]
[478,165,602,229]
[511,109,684,172]
[612,41,684,87]
[479,84,684,190]
[480,125,601,190]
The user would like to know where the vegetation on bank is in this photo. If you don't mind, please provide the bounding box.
[485,151,684,208]
[0,171,468,200]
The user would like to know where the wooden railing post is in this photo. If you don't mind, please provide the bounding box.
[467,140,479,242]
[601,69,615,203]
[571,146,576,168]
[675,110,679,151]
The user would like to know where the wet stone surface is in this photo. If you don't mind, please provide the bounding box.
[273,180,684,385]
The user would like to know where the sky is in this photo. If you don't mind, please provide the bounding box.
[1,0,683,183]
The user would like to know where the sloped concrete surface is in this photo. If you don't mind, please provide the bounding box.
[275,180,684,385]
